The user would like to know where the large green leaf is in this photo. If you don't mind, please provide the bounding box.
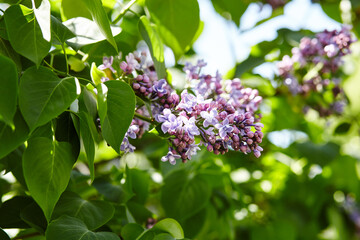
[4,4,51,66]
[52,191,114,230]
[80,0,118,52]
[46,215,120,240]
[23,137,76,221]
[19,66,80,131]
[121,223,144,240]
[0,196,33,228]
[97,81,135,153]
[51,16,76,45]
[146,0,200,59]
[0,55,18,126]
[0,110,29,159]
[161,170,211,220]
[139,16,166,79]
[20,202,47,233]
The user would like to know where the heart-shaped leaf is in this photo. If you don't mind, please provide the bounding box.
[97,81,135,153]
[23,137,76,221]
[19,66,80,131]
[52,191,114,230]
[4,4,51,66]
[46,215,120,240]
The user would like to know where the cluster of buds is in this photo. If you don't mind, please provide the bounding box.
[277,26,355,117]
[99,51,264,165]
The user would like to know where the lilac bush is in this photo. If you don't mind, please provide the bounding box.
[98,51,264,164]
[277,26,355,117]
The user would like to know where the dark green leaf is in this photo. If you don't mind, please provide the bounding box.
[52,191,114,230]
[234,56,265,78]
[161,170,211,220]
[127,168,150,204]
[334,122,351,135]
[0,55,17,126]
[19,66,80,131]
[51,16,76,45]
[146,0,200,59]
[93,177,134,203]
[0,196,33,228]
[121,223,144,240]
[0,38,22,73]
[55,112,80,159]
[4,4,51,66]
[139,16,166,79]
[23,137,76,221]
[20,202,47,233]
[97,81,135,153]
[80,0,118,52]
[153,233,175,240]
[46,215,120,240]
[0,145,27,187]
[0,110,29,159]
[153,219,184,239]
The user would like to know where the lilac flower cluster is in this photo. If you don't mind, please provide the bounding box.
[277,26,355,117]
[99,51,264,165]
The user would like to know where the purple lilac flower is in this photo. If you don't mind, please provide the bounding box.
[185,144,201,160]
[161,151,181,165]
[161,114,182,134]
[153,79,167,94]
[155,108,172,122]
[98,56,116,73]
[200,109,219,127]
[215,118,233,139]
[177,90,198,113]
[181,116,200,139]
[120,137,136,153]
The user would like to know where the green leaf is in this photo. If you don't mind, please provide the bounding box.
[20,202,47,233]
[46,215,120,240]
[0,55,18,127]
[63,17,121,50]
[211,0,249,26]
[91,62,106,85]
[0,38,22,73]
[19,66,81,131]
[0,228,10,240]
[52,191,114,230]
[33,0,51,42]
[4,4,51,66]
[97,81,135,153]
[0,196,33,228]
[146,0,200,59]
[23,137,76,221]
[0,145,27,187]
[80,0,118,52]
[153,233,175,240]
[68,56,86,72]
[0,110,29,159]
[320,1,342,23]
[334,122,351,135]
[55,112,80,159]
[126,168,150,204]
[139,16,166,79]
[161,170,211,220]
[153,219,184,239]
[121,223,144,240]
[61,0,92,20]
[51,16,76,45]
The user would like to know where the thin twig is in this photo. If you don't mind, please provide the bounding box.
[112,0,138,24]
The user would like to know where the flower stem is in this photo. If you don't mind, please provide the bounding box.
[134,112,154,123]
